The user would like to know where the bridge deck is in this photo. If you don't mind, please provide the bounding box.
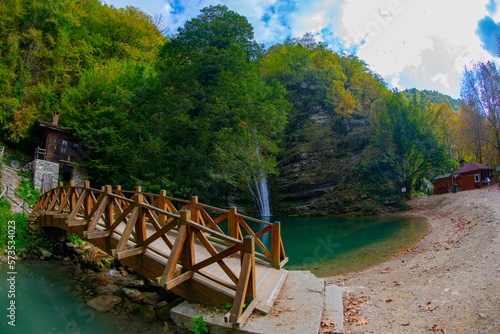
[38,211,287,314]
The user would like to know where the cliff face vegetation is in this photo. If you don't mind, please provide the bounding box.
[1,2,471,215]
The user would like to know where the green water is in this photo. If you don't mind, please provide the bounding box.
[259,215,428,277]
[0,261,125,334]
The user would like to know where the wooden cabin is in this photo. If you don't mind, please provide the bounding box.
[453,162,493,191]
[432,173,452,195]
[433,162,493,194]
[32,112,85,190]
[33,113,82,165]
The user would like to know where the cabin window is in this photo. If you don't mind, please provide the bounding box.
[474,174,480,183]
[61,139,68,153]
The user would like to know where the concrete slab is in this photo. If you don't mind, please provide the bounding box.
[324,285,344,333]
[170,270,326,334]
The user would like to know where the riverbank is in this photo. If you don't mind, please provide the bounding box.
[329,185,500,333]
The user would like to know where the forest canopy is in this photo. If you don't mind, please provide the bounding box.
[1,1,486,214]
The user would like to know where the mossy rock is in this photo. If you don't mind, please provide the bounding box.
[140,305,156,323]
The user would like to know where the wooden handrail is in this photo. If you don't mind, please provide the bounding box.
[37,183,288,268]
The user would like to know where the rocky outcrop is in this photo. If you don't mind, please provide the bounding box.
[275,110,372,215]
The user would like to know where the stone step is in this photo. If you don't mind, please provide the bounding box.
[324,285,344,333]
[3,165,20,174]
[170,270,343,334]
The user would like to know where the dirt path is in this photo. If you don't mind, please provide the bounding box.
[327,186,500,333]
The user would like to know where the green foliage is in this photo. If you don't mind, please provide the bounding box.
[377,93,447,198]
[16,178,40,205]
[0,199,47,257]
[0,0,164,142]
[192,316,208,334]
[402,88,460,112]
[67,233,84,245]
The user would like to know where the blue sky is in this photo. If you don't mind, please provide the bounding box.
[102,0,500,98]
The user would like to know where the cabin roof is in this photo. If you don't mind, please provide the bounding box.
[433,173,451,181]
[453,162,493,175]
[34,119,74,136]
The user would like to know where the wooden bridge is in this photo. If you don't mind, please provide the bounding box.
[29,181,288,328]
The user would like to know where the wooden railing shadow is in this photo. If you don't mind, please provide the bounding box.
[29,181,287,327]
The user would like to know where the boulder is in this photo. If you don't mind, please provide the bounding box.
[143,292,162,306]
[140,305,156,323]
[122,287,143,301]
[97,284,121,295]
[157,298,185,321]
[86,295,122,313]
[128,302,141,314]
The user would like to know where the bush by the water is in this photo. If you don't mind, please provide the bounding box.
[0,200,47,258]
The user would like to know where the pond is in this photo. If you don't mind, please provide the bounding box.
[259,215,428,277]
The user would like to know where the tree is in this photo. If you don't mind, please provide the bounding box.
[138,5,289,196]
[456,100,488,163]
[461,61,500,162]
[377,93,447,198]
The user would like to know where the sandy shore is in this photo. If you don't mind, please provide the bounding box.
[328,185,500,334]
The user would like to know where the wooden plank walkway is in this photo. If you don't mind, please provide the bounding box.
[29,182,289,327]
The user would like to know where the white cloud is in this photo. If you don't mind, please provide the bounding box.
[338,0,496,97]
[431,73,450,88]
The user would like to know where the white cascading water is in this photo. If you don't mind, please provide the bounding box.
[247,148,272,216]
[254,174,271,216]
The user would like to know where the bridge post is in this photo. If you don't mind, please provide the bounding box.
[228,235,256,324]
[114,185,122,208]
[134,186,141,202]
[243,235,256,302]
[104,185,113,229]
[158,190,167,226]
[272,221,281,268]
[180,210,194,269]
[69,180,76,211]
[84,181,91,217]
[58,181,64,204]
[228,207,239,240]
[190,196,199,225]
[135,190,146,246]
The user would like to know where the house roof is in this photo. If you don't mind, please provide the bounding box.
[452,162,493,175]
[34,119,73,136]
[433,173,451,181]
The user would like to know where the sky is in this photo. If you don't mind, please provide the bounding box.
[101,0,500,99]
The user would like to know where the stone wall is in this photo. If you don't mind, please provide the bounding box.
[33,159,59,191]
[72,167,87,187]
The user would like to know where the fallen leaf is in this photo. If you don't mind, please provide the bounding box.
[385,299,393,302]
[276,323,283,326]
[287,296,294,300]
[428,324,447,333]
[321,318,337,329]
[356,318,368,326]
[428,305,438,311]
[193,304,203,309]
[401,322,410,326]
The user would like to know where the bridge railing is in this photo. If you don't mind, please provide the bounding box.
[30,181,286,327]
[117,187,287,269]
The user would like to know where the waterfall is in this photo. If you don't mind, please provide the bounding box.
[246,174,271,216]
[247,148,272,216]
[255,174,271,216]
